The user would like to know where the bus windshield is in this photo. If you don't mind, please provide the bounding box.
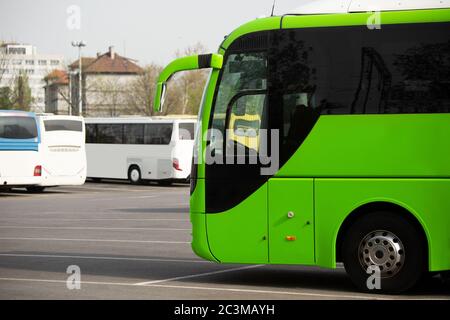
[0,116,38,139]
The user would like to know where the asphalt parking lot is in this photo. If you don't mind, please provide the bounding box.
[0,181,448,300]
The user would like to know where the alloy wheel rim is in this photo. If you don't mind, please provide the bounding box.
[358,230,405,278]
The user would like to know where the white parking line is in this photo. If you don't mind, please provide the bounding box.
[0,277,432,300]
[0,226,190,231]
[0,253,208,264]
[135,265,263,286]
[0,237,190,244]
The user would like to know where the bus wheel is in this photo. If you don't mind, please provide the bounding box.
[342,211,425,294]
[26,186,46,193]
[128,166,142,185]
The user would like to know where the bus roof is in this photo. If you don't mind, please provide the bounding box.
[0,110,36,117]
[289,0,450,15]
[219,3,450,51]
[36,114,84,121]
[84,117,196,124]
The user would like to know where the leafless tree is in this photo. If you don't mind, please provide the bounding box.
[174,42,209,115]
[125,63,162,115]
[86,76,128,117]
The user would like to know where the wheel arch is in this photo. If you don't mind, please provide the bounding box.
[335,201,430,269]
[128,164,141,173]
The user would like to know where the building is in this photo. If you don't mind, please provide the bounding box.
[0,43,64,112]
[43,69,70,115]
[69,46,143,117]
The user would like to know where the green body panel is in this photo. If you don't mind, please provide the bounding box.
[277,114,450,178]
[191,211,217,262]
[268,179,315,265]
[190,177,205,213]
[206,184,268,263]
[314,179,450,271]
[179,9,450,272]
[198,70,220,180]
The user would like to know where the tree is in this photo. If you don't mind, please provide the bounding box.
[0,71,33,111]
[126,63,163,115]
[0,41,8,85]
[174,42,209,115]
[87,76,126,117]
[127,43,210,116]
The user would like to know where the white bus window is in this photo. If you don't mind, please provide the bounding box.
[97,124,123,144]
[179,123,195,140]
[85,124,97,143]
[124,124,145,144]
[0,116,38,139]
[145,124,172,145]
[44,120,83,132]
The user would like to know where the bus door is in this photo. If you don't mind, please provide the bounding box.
[205,90,269,264]
[268,178,315,264]
[204,49,271,263]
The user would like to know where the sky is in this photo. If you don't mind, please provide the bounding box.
[0,0,303,66]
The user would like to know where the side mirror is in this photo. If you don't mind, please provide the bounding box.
[154,53,223,113]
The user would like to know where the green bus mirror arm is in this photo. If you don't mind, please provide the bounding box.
[153,53,223,113]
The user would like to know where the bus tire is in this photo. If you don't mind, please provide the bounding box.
[128,166,142,185]
[341,211,426,294]
[26,186,46,193]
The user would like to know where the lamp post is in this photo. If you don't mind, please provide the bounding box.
[67,70,77,116]
[71,41,86,116]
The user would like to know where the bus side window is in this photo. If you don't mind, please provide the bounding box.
[85,124,97,143]
[124,124,144,145]
[179,123,195,140]
[97,124,123,144]
[145,124,173,145]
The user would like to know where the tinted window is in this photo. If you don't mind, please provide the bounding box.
[85,124,97,143]
[210,51,267,157]
[272,22,450,115]
[0,116,38,139]
[179,123,195,140]
[97,124,123,144]
[44,120,83,132]
[145,124,173,145]
[124,124,145,144]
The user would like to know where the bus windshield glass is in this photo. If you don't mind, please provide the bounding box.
[0,116,38,139]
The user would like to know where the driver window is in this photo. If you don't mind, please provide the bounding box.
[209,52,267,157]
[226,94,267,155]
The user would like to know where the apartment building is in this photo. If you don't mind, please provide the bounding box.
[0,43,64,112]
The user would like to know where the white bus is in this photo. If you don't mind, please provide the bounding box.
[85,117,196,184]
[35,114,87,191]
[0,110,42,191]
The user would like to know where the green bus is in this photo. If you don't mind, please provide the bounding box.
[154,1,450,293]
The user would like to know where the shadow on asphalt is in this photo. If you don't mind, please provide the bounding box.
[0,189,70,196]
[86,179,189,188]
[111,207,189,214]
[0,251,448,297]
